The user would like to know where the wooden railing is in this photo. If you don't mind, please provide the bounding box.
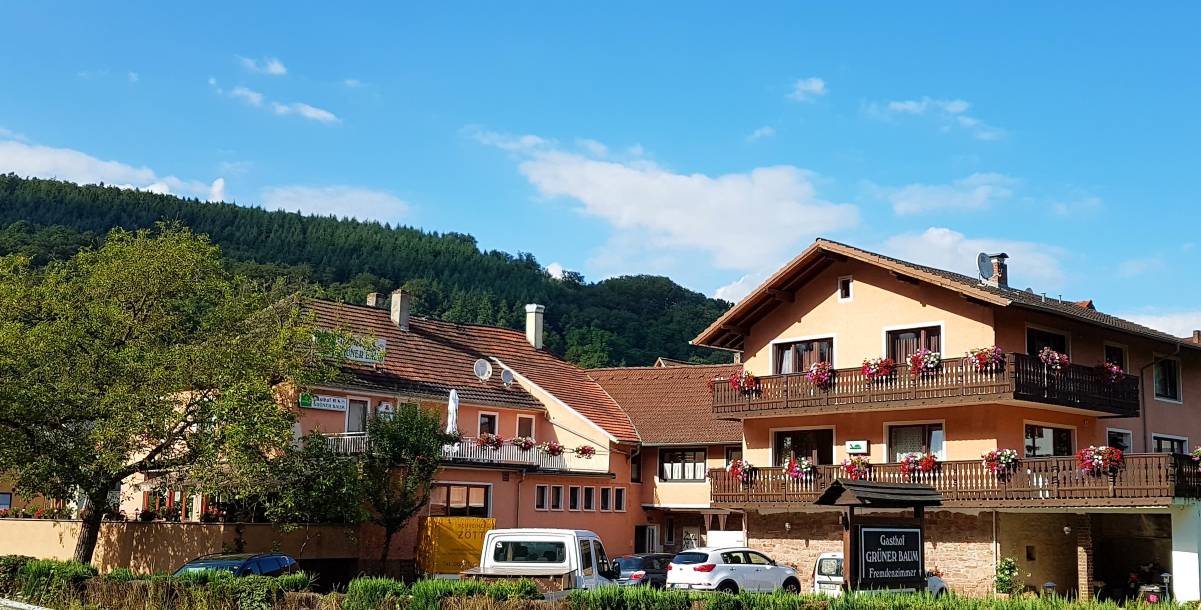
[709,453,1200,507]
[712,353,1139,418]
[318,433,592,471]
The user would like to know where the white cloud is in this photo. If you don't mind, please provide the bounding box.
[343,78,364,88]
[788,77,827,102]
[882,227,1067,289]
[271,101,340,123]
[239,56,287,76]
[1116,257,1166,278]
[261,185,410,222]
[1051,195,1103,216]
[230,86,265,107]
[127,72,139,83]
[472,129,859,272]
[209,178,226,202]
[546,262,566,279]
[0,138,223,201]
[874,173,1018,215]
[868,96,1003,141]
[576,139,608,157]
[464,126,550,152]
[713,271,771,303]
[1119,311,1201,337]
[746,126,776,142]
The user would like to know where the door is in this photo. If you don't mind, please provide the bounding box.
[592,539,614,586]
[346,399,368,433]
[681,526,701,550]
[578,538,596,588]
[746,551,779,591]
[774,338,833,374]
[645,525,660,553]
[774,429,834,466]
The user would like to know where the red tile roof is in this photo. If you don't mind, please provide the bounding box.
[588,364,743,445]
[304,299,639,442]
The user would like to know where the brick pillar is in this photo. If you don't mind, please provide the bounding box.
[1075,514,1094,600]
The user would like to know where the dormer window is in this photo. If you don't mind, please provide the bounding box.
[838,276,853,302]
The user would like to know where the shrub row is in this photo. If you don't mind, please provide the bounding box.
[562,589,1192,610]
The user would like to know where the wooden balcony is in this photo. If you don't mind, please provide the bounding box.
[320,433,585,472]
[710,453,1201,509]
[712,353,1140,419]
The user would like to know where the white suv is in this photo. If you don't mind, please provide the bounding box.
[667,547,801,594]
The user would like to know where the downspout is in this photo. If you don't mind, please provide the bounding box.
[1140,343,1183,452]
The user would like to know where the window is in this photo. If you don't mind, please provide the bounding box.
[774,338,833,375]
[347,399,369,434]
[886,326,942,363]
[888,423,944,461]
[429,483,490,517]
[579,539,594,576]
[838,276,853,302]
[600,487,612,511]
[493,541,566,563]
[583,487,595,511]
[1153,435,1187,454]
[535,485,548,511]
[1107,429,1133,452]
[659,448,707,481]
[1104,344,1128,370]
[746,552,772,565]
[478,413,498,436]
[592,540,611,580]
[631,450,642,483]
[0,492,11,510]
[550,485,564,511]
[665,517,676,544]
[725,446,743,467]
[1155,359,1182,401]
[568,486,581,511]
[614,488,626,512]
[774,429,834,466]
[1025,424,1073,457]
[516,415,535,439]
[1026,328,1068,358]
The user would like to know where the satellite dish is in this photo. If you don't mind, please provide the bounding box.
[976,252,993,280]
[473,358,493,381]
[500,369,514,387]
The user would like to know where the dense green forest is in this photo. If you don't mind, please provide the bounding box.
[0,174,732,366]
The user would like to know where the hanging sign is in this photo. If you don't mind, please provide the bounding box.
[376,401,395,419]
[857,527,923,587]
[298,393,349,411]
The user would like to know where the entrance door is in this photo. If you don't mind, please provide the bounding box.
[645,525,660,553]
[774,429,834,466]
[633,525,652,554]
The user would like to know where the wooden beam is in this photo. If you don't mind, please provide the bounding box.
[961,295,993,308]
[891,271,921,285]
[766,288,794,302]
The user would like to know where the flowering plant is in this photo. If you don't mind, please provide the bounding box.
[728,368,762,397]
[539,441,565,456]
[806,361,834,390]
[476,433,506,450]
[727,458,753,483]
[574,445,596,459]
[907,349,941,377]
[1076,445,1123,475]
[199,507,224,523]
[1039,347,1070,373]
[861,357,895,381]
[786,456,816,480]
[899,452,939,477]
[981,448,1020,476]
[968,346,1006,372]
[1191,446,1201,472]
[842,456,871,480]
[1098,361,1125,384]
[511,436,537,452]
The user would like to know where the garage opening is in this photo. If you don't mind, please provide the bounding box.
[1093,514,1171,602]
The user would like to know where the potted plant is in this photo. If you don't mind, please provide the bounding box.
[539,441,565,457]
[907,349,941,378]
[727,458,753,484]
[1098,361,1124,384]
[1076,445,1123,475]
[861,357,895,382]
[842,456,871,480]
[806,361,834,390]
[786,456,816,480]
[511,436,536,452]
[138,510,158,522]
[899,452,939,478]
[574,445,596,459]
[476,433,505,450]
[982,448,1020,479]
[728,369,762,397]
[1039,347,1070,374]
[969,346,1006,372]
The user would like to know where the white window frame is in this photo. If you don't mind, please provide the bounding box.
[430,480,493,518]
[837,275,854,303]
[477,411,500,437]
[568,485,581,512]
[613,487,626,512]
[599,487,612,512]
[1022,419,1077,458]
[1153,355,1184,404]
[345,395,371,434]
[656,447,708,483]
[882,419,947,462]
[880,321,946,360]
[1106,427,1134,452]
[1152,433,1189,454]
[550,485,564,511]
[515,414,537,439]
[769,333,838,374]
[767,425,837,467]
[534,484,549,511]
[1103,341,1130,370]
[1024,323,1072,358]
[582,486,596,511]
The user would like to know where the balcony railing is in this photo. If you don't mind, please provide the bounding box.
[710,453,1201,508]
[712,353,1139,418]
[320,433,582,471]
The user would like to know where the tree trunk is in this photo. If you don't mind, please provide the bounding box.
[72,490,108,565]
[379,527,395,576]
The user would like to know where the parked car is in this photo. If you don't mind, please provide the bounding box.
[174,553,300,577]
[811,552,947,596]
[613,553,673,587]
[462,528,619,591]
[666,547,801,594]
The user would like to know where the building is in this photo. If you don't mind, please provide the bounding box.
[691,239,1201,598]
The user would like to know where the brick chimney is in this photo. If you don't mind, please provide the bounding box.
[986,253,1009,288]
[390,289,410,331]
[525,304,545,350]
[366,292,383,308]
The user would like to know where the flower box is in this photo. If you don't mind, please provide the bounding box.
[907,349,941,378]
[574,444,596,459]
[511,436,536,452]
[539,441,565,457]
[806,361,834,390]
[842,456,871,480]
[1076,445,1122,475]
[861,357,895,381]
[981,448,1020,478]
[786,456,816,480]
[899,452,939,478]
[476,433,505,451]
[968,346,1006,372]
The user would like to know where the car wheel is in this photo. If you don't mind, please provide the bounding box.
[717,581,739,594]
[782,578,801,594]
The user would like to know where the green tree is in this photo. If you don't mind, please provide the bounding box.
[0,224,332,564]
[361,404,455,574]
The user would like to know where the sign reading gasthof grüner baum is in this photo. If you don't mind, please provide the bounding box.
[298,393,349,411]
[858,527,923,587]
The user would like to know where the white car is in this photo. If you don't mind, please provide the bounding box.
[667,547,801,594]
[812,552,947,596]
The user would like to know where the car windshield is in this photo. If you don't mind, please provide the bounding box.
[817,558,843,577]
[175,560,242,575]
[614,557,644,571]
[671,552,710,565]
[492,541,566,563]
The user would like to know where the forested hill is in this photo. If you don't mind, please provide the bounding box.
[0,174,732,366]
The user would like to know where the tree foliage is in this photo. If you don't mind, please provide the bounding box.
[0,175,732,367]
[0,224,332,563]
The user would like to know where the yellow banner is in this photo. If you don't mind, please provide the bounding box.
[417,516,495,575]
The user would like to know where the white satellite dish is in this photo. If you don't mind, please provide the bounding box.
[976,252,993,280]
[500,369,514,387]
[473,358,493,381]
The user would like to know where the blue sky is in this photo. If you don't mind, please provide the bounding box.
[2,2,1200,335]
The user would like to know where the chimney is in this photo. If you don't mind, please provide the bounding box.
[390,289,410,331]
[525,304,545,350]
[987,253,1009,288]
[1192,330,1201,345]
[366,292,383,308]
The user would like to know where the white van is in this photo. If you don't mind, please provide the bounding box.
[465,528,618,590]
[812,552,947,596]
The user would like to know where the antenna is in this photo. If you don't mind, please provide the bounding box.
[473,358,493,381]
[500,369,514,387]
[976,252,993,280]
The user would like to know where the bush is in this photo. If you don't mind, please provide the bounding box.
[277,572,316,593]
[344,577,407,610]
[566,586,692,610]
[0,555,34,595]
[103,567,138,583]
[995,557,1020,595]
[15,558,98,604]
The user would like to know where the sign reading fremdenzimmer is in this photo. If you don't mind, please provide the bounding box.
[858,527,923,587]
[298,393,349,411]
